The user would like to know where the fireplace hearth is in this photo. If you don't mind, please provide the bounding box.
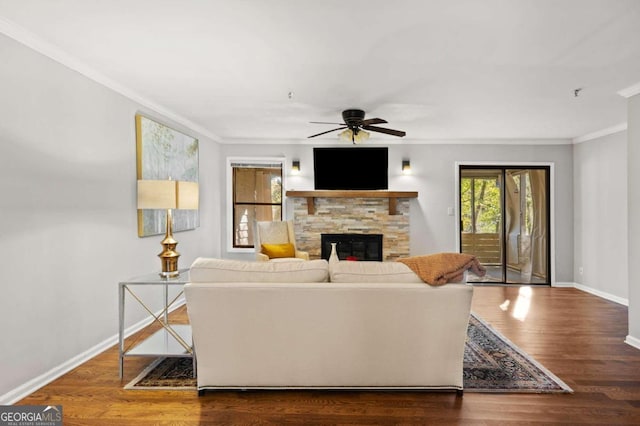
[321,234,383,261]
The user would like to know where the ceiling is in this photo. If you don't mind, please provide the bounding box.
[1,0,640,143]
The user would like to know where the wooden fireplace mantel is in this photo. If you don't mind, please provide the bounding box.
[285,190,418,215]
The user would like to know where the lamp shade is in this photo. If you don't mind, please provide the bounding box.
[338,129,352,142]
[137,180,199,210]
[176,181,199,209]
[354,130,370,143]
[338,128,370,143]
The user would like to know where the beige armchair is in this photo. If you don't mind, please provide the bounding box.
[254,220,310,261]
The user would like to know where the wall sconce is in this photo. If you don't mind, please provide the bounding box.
[291,160,300,174]
[402,160,411,175]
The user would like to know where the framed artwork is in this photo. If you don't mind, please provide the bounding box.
[136,114,199,237]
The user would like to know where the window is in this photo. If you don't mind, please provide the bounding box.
[230,159,283,248]
[460,172,502,234]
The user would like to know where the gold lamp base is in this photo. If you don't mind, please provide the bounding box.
[159,244,180,278]
[158,208,180,278]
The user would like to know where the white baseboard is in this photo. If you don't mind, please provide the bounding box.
[0,297,186,405]
[567,283,638,352]
[572,283,629,306]
[551,281,575,288]
[625,335,640,350]
[0,332,124,405]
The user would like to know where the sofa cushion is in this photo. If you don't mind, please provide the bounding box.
[261,243,295,259]
[329,261,423,283]
[189,258,329,283]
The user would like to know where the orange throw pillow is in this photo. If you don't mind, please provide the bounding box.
[261,243,295,259]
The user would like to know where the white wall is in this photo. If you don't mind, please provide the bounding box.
[0,34,221,401]
[628,93,640,346]
[221,143,574,282]
[573,132,628,303]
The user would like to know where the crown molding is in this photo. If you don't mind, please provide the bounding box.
[222,137,572,145]
[618,81,640,98]
[0,17,221,143]
[572,122,627,144]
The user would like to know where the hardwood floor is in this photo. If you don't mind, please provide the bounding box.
[17,286,640,425]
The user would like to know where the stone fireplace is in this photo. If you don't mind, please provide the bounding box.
[287,191,417,261]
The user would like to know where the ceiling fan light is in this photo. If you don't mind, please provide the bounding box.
[354,129,370,143]
[338,129,353,142]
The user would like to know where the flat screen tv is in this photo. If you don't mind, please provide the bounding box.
[313,147,388,190]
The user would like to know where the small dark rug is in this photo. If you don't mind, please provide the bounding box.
[125,313,572,393]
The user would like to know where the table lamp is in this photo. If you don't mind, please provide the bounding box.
[137,179,199,277]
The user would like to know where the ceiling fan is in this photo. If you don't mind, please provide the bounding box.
[308,109,406,143]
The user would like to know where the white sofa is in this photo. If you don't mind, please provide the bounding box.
[184,258,473,395]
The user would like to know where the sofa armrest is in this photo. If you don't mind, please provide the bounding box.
[256,253,270,261]
[295,250,310,260]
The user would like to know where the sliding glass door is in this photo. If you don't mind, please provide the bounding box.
[460,166,550,284]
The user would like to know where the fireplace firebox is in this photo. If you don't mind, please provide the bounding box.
[321,234,383,261]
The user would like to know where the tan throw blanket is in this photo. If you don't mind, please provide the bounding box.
[397,253,487,286]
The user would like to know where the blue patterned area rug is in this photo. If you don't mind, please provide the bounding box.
[464,313,572,393]
[126,313,572,393]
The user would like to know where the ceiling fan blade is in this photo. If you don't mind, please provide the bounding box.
[307,126,347,138]
[362,125,406,137]
[361,118,387,126]
[310,121,346,125]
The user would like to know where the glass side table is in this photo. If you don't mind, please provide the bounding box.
[118,269,194,379]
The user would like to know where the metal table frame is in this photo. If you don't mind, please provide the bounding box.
[118,269,194,379]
